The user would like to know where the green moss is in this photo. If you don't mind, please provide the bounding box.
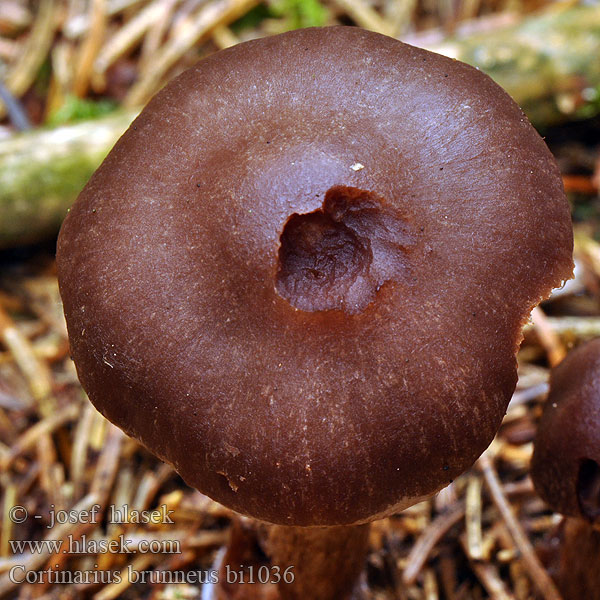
[0,152,104,246]
[46,95,118,127]
[231,4,271,32]
[271,0,329,29]
[232,0,328,32]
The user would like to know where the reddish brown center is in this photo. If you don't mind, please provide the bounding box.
[276,186,414,314]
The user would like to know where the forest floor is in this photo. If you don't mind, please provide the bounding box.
[1,0,600,598]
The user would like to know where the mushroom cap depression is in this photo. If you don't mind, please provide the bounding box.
[532,339,600,522]
[57,27,573,526]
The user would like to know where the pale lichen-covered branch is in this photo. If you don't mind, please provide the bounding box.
[1,4,598,249]
[0,112,136,248]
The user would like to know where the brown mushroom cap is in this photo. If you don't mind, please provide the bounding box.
[531,339,600,522]
[57,27,573,526]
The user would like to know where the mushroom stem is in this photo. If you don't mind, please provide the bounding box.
[214,517,370,600]
[549,517,600,600]
[261,522,370,600]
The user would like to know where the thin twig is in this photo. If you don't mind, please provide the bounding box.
[465,476,483,560]
[0,0,57,119]
[0,403,79,470]
[211,24,240,49]
[71,402,96,498]
[140,0,180,69]
[523,316,600,341]
[403,503,465,585]
[73,0,108,96]
[94,0,174,79]
[460,535,516,600]
[90,424,124,501]
[331,0,392,34]
[0,303,55,415]
[530,307,566,367]
[124,0,260,106]
[477,453,563,600]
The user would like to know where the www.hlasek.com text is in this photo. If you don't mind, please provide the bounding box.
[10,533,180,555]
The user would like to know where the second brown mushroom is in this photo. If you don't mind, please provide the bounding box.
[531,338,600,600]
[57,27,573,599]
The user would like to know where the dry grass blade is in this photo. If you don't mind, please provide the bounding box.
[577,232,600,267]
[524,316,600,340]
[0,305,55,415]
[423,567,439,599]
[36,429,65,509]
[73,0,108,96]
[465,476,483,560]
[403,503,465,585]
[331,0,392,34]
[65,0,149,38]
[184,529,229,549]
[0,0,57,119]
[211,24,240,49]
[133,463,174,511]
[530,307,566,367]
[477,453,563,600]
[94,0,177,80]
[124,0,261,107]
[508,383,549,411]
[140,0,181,67]
[71,402,97,498]
[0,403,79,470]
[90,424,124,501]
[460,535,516,600]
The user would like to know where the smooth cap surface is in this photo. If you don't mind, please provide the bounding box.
[532,339,600,522]
[57,27,573,526]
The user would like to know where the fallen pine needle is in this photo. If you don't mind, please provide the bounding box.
[403,502,465,585]
[465,476,484,560]
[530,306,567,367]
[0,403,79,470]
[460,534,516,600]
[477,453,562,600]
